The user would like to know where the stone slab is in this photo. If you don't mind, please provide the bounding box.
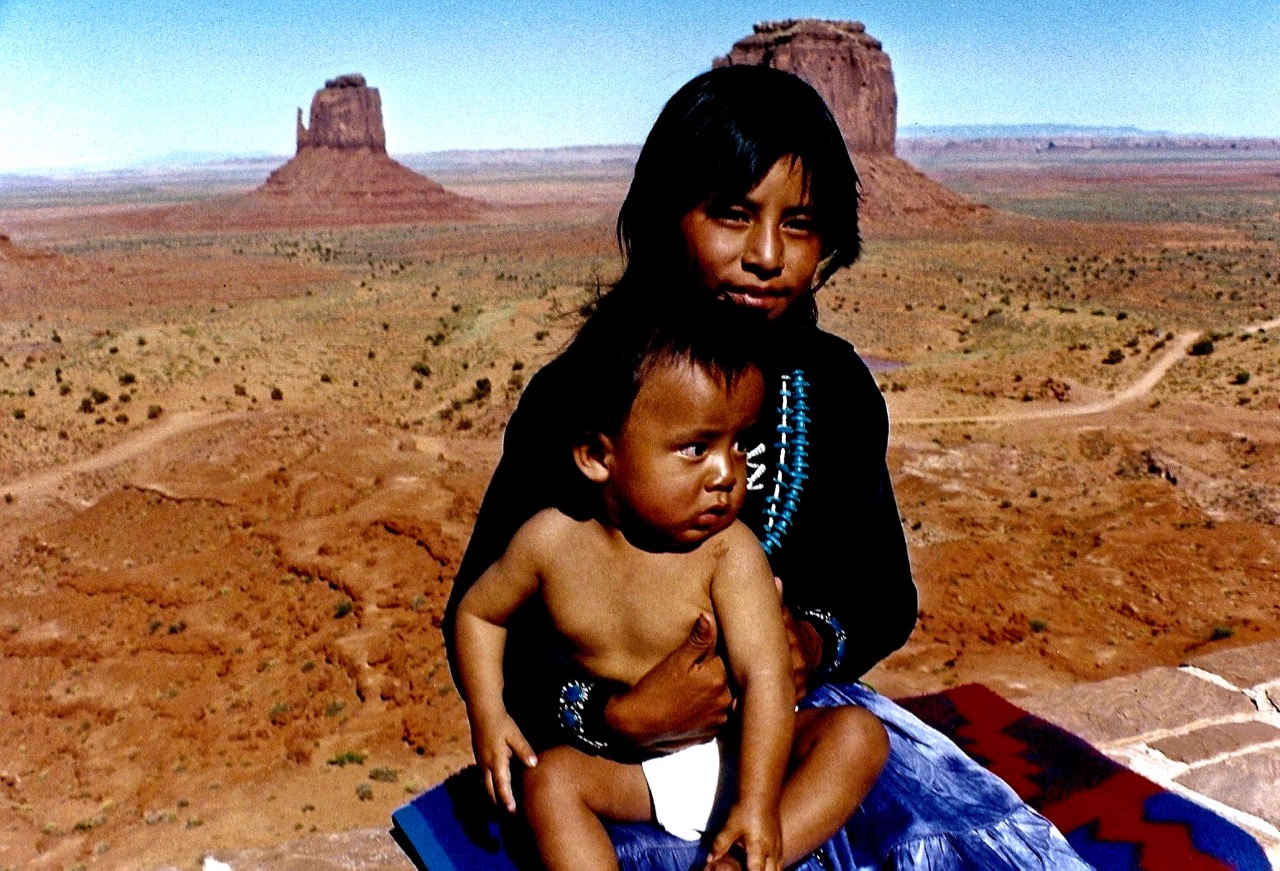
[207,827,412,870]
[1176,749,1280,828]
[1186,639,1280,689]
[1019,667,1254,745]
[1151,720,1280,764]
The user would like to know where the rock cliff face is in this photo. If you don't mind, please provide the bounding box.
[715,20,896,155]
[295,74,388,153]
[716,20,984,229]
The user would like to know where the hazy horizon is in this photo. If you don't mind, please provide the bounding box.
[2,0,1277,174]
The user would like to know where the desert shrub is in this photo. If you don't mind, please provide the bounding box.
[59,384,71,396]
[411,361,431,378]
[147,405,163,420]
[1102,349,1125,365]
[90,388,109,405]
[268,703,291,725]
[12,409,24,420]
[369,767,399,783]
[1189,339,1215,356]
[79,398,94,414]
[320,373,333,383]
[270,387,283,401]
[470,378,492,403]
[327,750,366,767]
[356,782,374,801]
[334,600,353,619]
[119,372,136,385]
[233,383,247,397]
[1232,371,1251,385]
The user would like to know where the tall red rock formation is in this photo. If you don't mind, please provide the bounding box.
[715,19,896,155]
[715,20,983,229]
[256,74,477,222]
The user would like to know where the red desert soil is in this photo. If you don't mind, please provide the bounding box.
[2,149,1279,869]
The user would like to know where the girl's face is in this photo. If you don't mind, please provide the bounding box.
[679,157,823,321]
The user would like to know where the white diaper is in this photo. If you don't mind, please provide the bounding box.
[641,739,724,841]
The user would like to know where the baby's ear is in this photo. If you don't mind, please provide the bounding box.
[572,433,612,484]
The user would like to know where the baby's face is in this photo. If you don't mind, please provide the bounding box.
[602,361,763,548]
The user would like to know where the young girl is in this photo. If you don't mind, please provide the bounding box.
[442,65,1089,869]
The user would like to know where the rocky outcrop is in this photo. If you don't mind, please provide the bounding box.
[716,20,986,230]
[252,74,479,224]
[295,74,388,153]
[715,20,897,155]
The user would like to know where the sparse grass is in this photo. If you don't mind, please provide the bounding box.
[327,750,367,767]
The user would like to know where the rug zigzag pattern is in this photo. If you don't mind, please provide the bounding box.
[900,683,1269,871]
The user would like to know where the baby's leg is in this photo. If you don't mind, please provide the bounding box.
[521,744,652,871]
[779,706,890,866]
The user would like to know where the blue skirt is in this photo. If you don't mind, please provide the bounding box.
[392,683,1093,870]
[609,683,1092,870]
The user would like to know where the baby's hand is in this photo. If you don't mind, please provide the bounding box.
[471,712,537,813]
[705,801,781,871]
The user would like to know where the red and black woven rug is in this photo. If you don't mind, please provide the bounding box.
[897,683,1269,870]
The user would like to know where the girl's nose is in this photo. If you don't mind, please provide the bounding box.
[742,222,782,276]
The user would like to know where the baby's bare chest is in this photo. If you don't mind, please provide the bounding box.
[540,549,716,684]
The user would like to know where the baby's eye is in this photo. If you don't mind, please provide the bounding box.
[678,443,708,458]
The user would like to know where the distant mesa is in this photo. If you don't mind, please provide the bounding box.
[256,74,479,221]
[715,20,984,229]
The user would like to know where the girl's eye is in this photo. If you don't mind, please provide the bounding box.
[706,203,750,224]
[678,443,707,458]
[784,214,818,234]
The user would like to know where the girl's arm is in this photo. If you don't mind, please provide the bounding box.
[776,341,917,686]
[705,524,794,870]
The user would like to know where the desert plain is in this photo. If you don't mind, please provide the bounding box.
[2,141,1279,869]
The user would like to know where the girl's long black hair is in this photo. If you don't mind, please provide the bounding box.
[616,65,861,300]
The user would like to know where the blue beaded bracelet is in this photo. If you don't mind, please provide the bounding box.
[557,680,608,751]
[800,608,848,677]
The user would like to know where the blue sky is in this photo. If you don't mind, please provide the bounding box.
[2,0,1277,172]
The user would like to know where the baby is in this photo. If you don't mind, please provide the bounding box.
[452,300,886,871]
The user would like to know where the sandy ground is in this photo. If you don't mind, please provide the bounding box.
[2,149,1279,869]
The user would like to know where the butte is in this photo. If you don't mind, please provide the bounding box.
[715,20,986,231]
[105,74,479,233]
[253,74,479,225]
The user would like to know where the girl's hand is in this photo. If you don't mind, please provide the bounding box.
[471,712,537,813]
[604,613,733,752]
[705,802,782,871]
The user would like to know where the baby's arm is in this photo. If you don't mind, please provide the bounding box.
[706,523,795,871]
[453,513,554,811]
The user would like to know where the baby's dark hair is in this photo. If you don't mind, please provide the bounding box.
[617,65,861,293]
[565,287,767,439]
